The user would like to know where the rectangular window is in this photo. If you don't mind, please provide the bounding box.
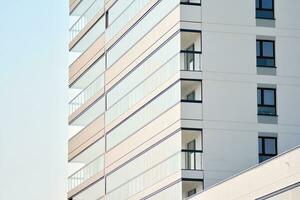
[256,40,275,67]
[256,0,274,19]
[257,88,276,116]
[258,137,277,163]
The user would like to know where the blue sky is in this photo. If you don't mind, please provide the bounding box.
[0,1,68,199]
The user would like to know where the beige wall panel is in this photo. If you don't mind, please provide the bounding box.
[69,47,105,86]
[105,104,181,173]
[105,0,117,10]
[68,170,104,198]
[69,36,105,84]
[68,115,105,160]
[105,22,180,92]
[69,11,105,50]
[105,7,180,87]
[129,172,181,200]
[69,0,80,13]
[106,73,180,132]
[105,120,181,175]
[105,0,159,49]
[68,88,104,123]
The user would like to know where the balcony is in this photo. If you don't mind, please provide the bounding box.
[182,180,203,199]
[69,73,104,115]
[71,178,105,200]
[69,0,104,42]
[180,30,202,72]
[68,154,104,191]
[181,129,203,179]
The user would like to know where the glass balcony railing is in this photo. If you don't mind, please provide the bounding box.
[69,0,104,41]
[69,74,104,115]
[68,154,104,191]
[182,149,203,170]
[180,51,201,71]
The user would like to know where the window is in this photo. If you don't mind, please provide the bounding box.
[256,0,274,19]
[184,44,195,71]
[258,137,277,163]
[186,91,196,101]
[186,140,196,170]
[187,188,197,197]
[257,88,276,116]
[181,30,202,71]
[256,40,275,67]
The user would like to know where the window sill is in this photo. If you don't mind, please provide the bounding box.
[181,100,202,103]
[180,2,201,6]
[258,114,278,117]
[257,65,276,68]
[256,17,275,20]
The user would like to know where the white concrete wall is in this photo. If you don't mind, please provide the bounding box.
[197,0,300,189]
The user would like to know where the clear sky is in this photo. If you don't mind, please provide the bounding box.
[0,1,68,199]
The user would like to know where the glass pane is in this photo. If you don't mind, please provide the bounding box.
[187,91,196,101]
[256,10,274,19]
[257,89,262,105]
[256,41,261,56]
[187,140,196,150]
[258,106,276,115]
[263,42,274,57]
[258,138,263,154]
[264,89,275,105]
[262,0,273,9]
[265,138,276,154]
[259,155,273,163]
[256,0,260,8]
[257,58,275,67]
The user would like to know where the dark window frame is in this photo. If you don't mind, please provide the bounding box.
[257,88,277,116]
[258,136,277,163]
[180,29,202,72]
[256,0,275,19]
[256,40,276,68]
[180,0,202,6]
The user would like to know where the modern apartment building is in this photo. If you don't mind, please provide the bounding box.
[67,0,300,199]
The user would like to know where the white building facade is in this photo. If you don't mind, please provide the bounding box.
[67,0,300,199]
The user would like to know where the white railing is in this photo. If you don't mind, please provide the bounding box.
[69,0,104,41]
[68,154,104,191]
[69,73,104,115]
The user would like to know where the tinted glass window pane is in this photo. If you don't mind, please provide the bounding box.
[262,42,274,57]
[265,138,276,154]
[256,10,274,19]
[258,106,276,115]
[259,155,272,163]
[264,90,275,105]
[256,41,261,56]
[257,57,275,67]
[256,0,260,8]
[259,138,263,154]
[262,0,273,9]
[257,89,262,104]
